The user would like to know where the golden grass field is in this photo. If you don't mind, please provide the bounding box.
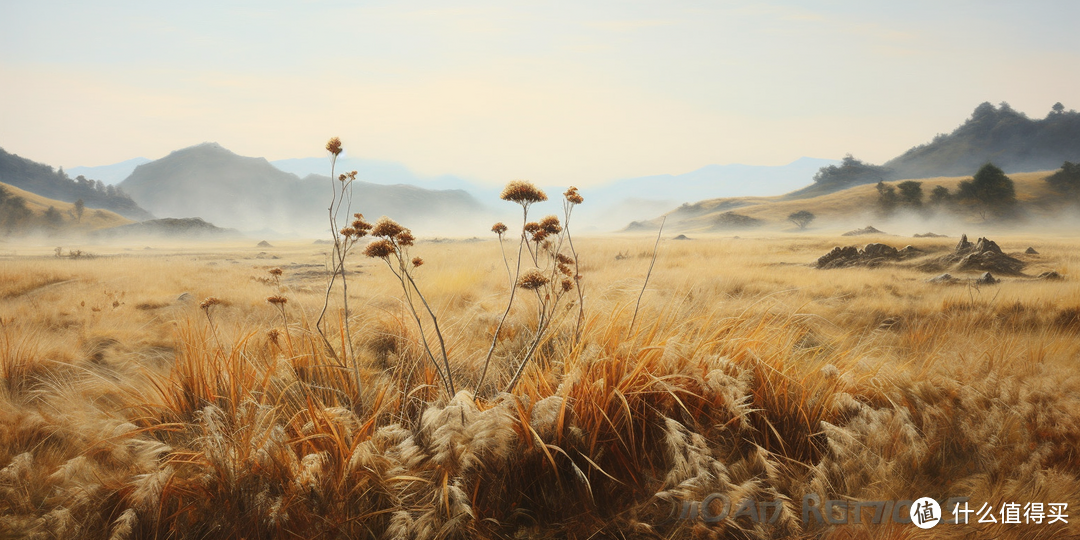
[1,230,1079,539]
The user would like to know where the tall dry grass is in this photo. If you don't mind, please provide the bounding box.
[0,232,1078,539]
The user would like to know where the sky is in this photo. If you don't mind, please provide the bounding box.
[1,0,1078,187]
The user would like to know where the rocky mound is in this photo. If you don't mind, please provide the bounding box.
[816,243,922,269]
[843,226,887,236]
[949,235,1025,275]
[914,232,948,238]
[257,240,273,247]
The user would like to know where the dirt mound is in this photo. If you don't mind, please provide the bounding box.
[816,242,921,269]
[842,226,887,236]
[1037,271,1063,280]
[914,232,948,238]
[709,211,764,230]
[257,240,273,247]
[927,273,959,284]
[673,234,691,240]
[1025,247,1039,254]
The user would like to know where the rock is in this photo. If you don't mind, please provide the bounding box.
[673,234,691,240]
[899,245,921,257]
[928,273,958,283]
[843,226,887,236]
[1025,247,1039,255]
[1037,271,1063,280]
[257,240,273,248]
[955,234,973,252]
[975,272,998,285]
[176,292,193,302]
[816,246,859,268]
[862,243,900,260]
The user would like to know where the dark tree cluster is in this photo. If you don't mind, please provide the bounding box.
[1046,161,1080,199]
[874,163,1018,221]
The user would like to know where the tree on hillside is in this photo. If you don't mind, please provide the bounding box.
[0,187,34,234]
[897,181,923,207]
[813,154,889,187]
[1052,102,1065,115]
[876,181,899,216]
[73,198,85,223]
[43,206,64,229]
[787,210,815,230]
[957,163,1017,220]
[929,185,951,206]
[1046,161,1080,199]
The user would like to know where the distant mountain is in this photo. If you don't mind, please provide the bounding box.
[788,102,1080,199]
[69,157,151,185]
[271,156,483,193]
[0,147,153,221]
[118,143,487,235]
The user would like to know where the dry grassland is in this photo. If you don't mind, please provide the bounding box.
[1,232,1078,539]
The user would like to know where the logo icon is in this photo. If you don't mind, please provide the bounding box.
[911,497,941,529]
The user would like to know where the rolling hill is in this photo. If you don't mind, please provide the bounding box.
[631,170,1069,234]
[0,181,133,235]
[787,102,1080,199]
[0,147,153,220]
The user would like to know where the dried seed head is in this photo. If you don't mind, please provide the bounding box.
[268,268,283,277]
[500,180,547,205]
[531,230,550,243]
[539,215,562,235]
[523,222,540,233]
[557,263,572,277]
[518,269,549,290]
[200,297,222,310]
[351,214,373,235]
[371,217,405,238]
[412,257,424,268]
[556,253,573,265]
[364,239,395,259]
[266,295,288,305]
[267,329,280,344]
[396,230,415,247]
[561,279,573,292]
[338,173,347,182]
[326,137,343,156]
[564,186,584,205]
[340,227,357,237]
[491,222,508,235]
[347,170,358,181]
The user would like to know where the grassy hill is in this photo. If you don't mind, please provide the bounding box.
[635,170,1066,233]
[785,102,1080,200]
[0,147,153,220]
[0,181,132,234]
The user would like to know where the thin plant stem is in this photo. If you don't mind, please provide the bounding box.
[628,216,665,339]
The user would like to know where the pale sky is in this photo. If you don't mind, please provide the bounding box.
[2,0,1078,186]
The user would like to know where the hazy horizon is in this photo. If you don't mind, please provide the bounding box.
[3,1,1079,189]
